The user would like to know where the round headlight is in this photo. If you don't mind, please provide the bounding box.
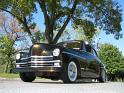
[53,48,60,56]
[16,53,21,60]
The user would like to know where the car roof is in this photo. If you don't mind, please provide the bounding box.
[57,40,95,49]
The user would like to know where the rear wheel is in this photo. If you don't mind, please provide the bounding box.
[61,61,78,83]
[99,69,107,83]
[19,72,36,82]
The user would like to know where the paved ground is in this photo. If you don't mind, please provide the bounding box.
[0,79,124,93]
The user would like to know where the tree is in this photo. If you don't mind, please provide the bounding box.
[0,12,26,72]
[0,12,18,73]
[0,0,122,44]
[0,11,45,72]
[115,57,124,81]
[98,43,124,81]
[0,0,36,36]
[0,36,15,73]
[31,31,45,43]
[75,27,101,42]
[0,11,30,49]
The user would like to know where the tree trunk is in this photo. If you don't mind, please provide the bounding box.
[4,61,9,73]
[52,0,78,44]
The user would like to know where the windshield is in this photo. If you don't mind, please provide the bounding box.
[58,41,82,50]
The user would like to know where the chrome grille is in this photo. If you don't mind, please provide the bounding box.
[28,62,54,67]
[31,56,53,61]
[16,56,61,68]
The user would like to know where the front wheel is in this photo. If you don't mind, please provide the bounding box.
[61,61,78,83]
[19,72,36,82]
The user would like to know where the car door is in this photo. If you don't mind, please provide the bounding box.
[78,42,90,78]
[82,44,100,78]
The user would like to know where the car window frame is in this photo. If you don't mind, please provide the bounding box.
[91,48,98,57]
[82,43,98,57]
[62,41,83,50]
[83,43,92,53]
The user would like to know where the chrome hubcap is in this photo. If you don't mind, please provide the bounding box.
[68,61,77,82]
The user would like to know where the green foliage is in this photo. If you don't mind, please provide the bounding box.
[0,65,5,73]
[0,36,15,73]
[31,31,45,43]
[98,43,124,81]
[0,0,37,35]
[0,0,10,9]
[60,29,71,42]
[73,19,97,40]
[0,36,15,55]
[73,0,122,40]
[0,0,36,20]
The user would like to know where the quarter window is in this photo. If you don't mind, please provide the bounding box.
[85,44,98,56]
[85,45,92,53]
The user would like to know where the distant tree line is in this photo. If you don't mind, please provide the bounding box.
[98,43,124,81]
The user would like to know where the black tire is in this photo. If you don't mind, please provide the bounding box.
[19,72,36,82]
[61,61,78,83]
[99,69,107,83]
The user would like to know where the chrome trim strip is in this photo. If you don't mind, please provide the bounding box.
[31,56,53,58]
[16,65,61,68]
[21,57,31,60]
[16,60,61,64]
[63,51,86,60]
[21,56,53,60]
[31,60,61,63]
[29,64,53,66]
[30,66,61,68]
[16,62,31,64]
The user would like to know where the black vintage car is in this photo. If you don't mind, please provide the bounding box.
[15,40,107,83]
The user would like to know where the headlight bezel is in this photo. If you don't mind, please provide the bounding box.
[16,53,21,60]
[53,48,60,56]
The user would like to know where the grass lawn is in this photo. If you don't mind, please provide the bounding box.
[0,73,41,79]
[0,73,19,79]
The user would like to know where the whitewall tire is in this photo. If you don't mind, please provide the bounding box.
[61,61,78,83]
[68,61,77,82]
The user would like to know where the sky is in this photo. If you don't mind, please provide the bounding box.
[33,0,124,55]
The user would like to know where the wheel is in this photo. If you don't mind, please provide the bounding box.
[99,69,107,83]
[61,61,78,83]
[19,72,36,82]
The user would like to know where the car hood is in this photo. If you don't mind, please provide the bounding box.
[30,43,61,56]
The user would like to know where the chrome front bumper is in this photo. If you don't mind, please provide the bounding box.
[16,56,62,68]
